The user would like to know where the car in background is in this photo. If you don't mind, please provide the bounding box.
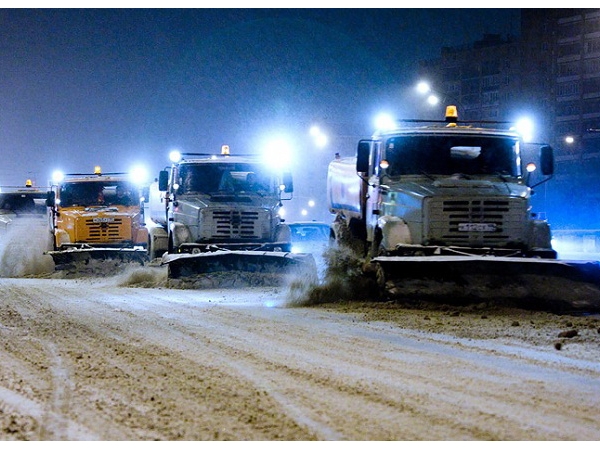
[288,221,331,281]
[288,221,330,255]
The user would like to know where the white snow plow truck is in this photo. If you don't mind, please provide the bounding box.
[146,146,317,284]
[327,106,600,312]
[45,167,148,267]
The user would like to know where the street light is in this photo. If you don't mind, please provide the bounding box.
[416,81,431,94]
[427,94,440,106]
[374,113,396,132]
[416,80,462,111]
[309,126,328,149]
[514,117,534,143]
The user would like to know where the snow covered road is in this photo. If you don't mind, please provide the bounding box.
[1,274,600,440]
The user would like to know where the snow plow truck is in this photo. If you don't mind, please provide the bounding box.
[45,166,148,267]
[0,180,48,233]
[327,106,600,311]
[146,146,317,285]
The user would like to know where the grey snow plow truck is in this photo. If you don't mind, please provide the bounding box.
[327,106,600,312]
[146,146,317,285]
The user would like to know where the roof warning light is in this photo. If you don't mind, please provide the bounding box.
[445,105,458,126]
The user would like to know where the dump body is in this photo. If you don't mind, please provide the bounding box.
[46,172,148,266]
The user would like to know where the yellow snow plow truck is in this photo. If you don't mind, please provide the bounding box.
[327,106,600,312]
[146,146,317,286]
[45,166,148,267]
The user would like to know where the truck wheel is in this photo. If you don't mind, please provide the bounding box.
[148,236,159,260]
[375,263,385,287]
[336,219,365,256]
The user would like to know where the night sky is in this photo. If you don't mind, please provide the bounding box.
[0,8,520,189]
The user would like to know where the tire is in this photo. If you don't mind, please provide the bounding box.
[148,236,159,260]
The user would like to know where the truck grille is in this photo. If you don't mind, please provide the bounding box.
[80,217,129,243]
[205,209,266,239]
[426,198,527,248]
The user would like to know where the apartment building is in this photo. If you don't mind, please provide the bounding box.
[420,9,600,232]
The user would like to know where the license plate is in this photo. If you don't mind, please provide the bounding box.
[458,223,496,232]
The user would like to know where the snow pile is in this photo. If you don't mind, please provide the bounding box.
[0,219,54,277]
[286,245,379,306]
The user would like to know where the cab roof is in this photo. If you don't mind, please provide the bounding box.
[374,124,521,140]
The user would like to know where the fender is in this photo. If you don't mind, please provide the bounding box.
[133,226,149,247]
[528,219,553,250]
[148,226,169,258]
[376,215,412,252]
[274,223,291,243]
[55,228,71,248]
[169,221,193,250]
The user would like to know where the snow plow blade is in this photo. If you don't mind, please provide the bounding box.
[46,247,148,268]
[372,255,600,313]
[162,250,318,287]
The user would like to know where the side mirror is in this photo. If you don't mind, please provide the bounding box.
[45,190,55,207]
[141,186,150,203]
[540,145,554,176]
[356,141,370,173]
[282,172,293,193]
[158,170,169,192]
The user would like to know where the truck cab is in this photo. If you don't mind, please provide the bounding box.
[328,106,556,259]
[46,167,148,256]
[147,147,294,259]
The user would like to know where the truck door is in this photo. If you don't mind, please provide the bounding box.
[364,140,383,243]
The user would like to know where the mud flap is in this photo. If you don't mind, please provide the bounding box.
[372,255,600,313]
[162,250,318,286]
[46,247,148,269]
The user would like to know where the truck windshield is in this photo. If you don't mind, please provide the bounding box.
[59,181,137,207]
[178,163,275,195]
[384,135,521,177]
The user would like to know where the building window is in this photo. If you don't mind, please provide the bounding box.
[584,58,600,75]
[557,81,580,97]
[583,119,600,133]
[443,81,460,95]
[482,91,499,105]
[585,38,600,55]
[461,79,480,94]
[558,41,582,57]
[559,60,581,77]
[584,17,600,34]
[583,78,600,96]
[558,20,583,39]
[583,98,600,115]
[481,74,500,89]
[556,101,581,116]
[556,121,581,135]
[481,108,499,119]
[481,59,500,76]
